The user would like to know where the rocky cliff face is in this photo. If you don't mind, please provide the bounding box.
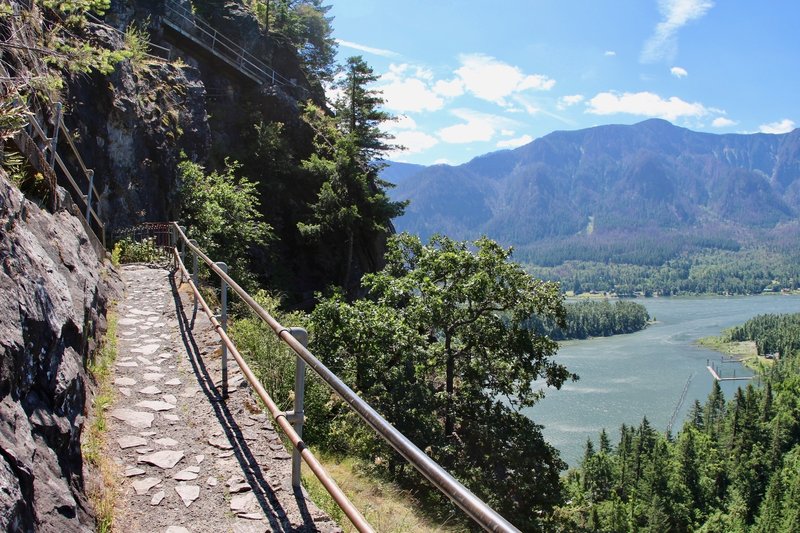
[0,172,121,531]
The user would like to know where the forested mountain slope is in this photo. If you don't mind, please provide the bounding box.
[391,119,800,251]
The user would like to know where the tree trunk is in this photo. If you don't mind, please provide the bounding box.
[445,337,454,438]
[343,228,354,295]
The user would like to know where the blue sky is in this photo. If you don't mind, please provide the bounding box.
[327,0,799,166]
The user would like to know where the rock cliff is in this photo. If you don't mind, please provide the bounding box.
[0,171,121,531]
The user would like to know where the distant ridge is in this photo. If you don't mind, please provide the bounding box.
[385,119,800,259]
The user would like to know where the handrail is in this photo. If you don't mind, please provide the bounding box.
[162,0,306,93]
[170,223,521,533]
[24,104,105,246]
[171,241,373,532]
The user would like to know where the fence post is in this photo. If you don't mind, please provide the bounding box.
[49,102,62,168]
[85,169,94,223]
[179,225,187,265]
[287,327,308,489]
[216,262,229,398]
[190,239,199,314]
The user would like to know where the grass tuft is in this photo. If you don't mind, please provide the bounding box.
[301,453,467,532]
[82,309,120,532]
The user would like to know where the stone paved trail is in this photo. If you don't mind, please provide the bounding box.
[108,264,341,533]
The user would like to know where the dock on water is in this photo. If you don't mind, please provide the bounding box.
[706,365,754,381]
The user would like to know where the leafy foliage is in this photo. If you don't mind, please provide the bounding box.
[309,233,575,530]
[110,237,164,264]
[246,0,337,84]
[527,299,650,340]
[299,57,405,293]
[528,247,800,297]
[178,158,273,289]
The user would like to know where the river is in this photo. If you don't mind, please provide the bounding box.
[523,294,800,468]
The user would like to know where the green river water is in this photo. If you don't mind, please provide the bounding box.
[524,294,800,467]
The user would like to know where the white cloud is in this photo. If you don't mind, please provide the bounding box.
[393,115,418,130]
[759,119,796,134]
[497,134,533,149]
[433,78,465,97]
[512,95,541,115]
[711,117,736,128]
[604,50,617,57]
[557,94,585,110]
[380,77,444,112]
[670,66,688,78]
[433,158,452,165]
[389,130,439,154]
[641,0,714,63]
[437,108,519,144]
[454,53,555,106]
[376,64,446,113]
[335,39,400,58]
[586,91,709,121]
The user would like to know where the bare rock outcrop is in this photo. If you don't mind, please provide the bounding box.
[0,173,122,531]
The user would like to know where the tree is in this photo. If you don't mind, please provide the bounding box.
[299,57,405,294]
[310,232,576,529]
[178,158,273,288]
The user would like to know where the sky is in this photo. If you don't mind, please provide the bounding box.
[327,0,799,166]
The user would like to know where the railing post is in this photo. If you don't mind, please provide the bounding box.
[85,169,94,223]
[216,261,229,398]
[179,225,186,265]
[190,239,199,314]
[49,102,62,168]
[288,327,308,489]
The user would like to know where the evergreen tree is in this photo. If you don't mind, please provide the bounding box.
[299,56,405,294]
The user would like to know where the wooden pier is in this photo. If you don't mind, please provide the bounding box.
[706,365,753,382]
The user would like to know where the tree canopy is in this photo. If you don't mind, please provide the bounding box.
[310,233,576,530]
[298,56,405,294]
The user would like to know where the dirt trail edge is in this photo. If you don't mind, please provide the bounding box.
[106,264,341,533]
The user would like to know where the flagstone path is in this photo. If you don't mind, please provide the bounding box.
[107,264,341,532]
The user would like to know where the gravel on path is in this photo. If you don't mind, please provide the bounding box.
[108,264,342,533]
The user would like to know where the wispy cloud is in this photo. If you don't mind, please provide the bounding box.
[641,0,714,63]
[557,94,585,110]
[759,119,796,134]
[335,39,400,58]
[438,108,520,144]
[586,90,709,121]
[604,50,617,57]
[711,117,736,128]
[497,134,533,149]
[670,66,688,78]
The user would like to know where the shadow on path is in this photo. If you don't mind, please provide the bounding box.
[168,270,318,532]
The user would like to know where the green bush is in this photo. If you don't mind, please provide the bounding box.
[111,237,164,264]
[228,291,335,446]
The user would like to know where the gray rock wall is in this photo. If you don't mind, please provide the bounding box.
[0,173,122,532]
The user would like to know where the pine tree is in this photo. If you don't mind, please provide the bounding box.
[299,56,405,294]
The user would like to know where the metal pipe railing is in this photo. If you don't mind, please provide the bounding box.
[170,223,520,532]
[24,103,105,244]
[171,245,374,532]
[162,0,306,93]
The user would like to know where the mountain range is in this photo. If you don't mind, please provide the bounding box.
[384,119,800,265]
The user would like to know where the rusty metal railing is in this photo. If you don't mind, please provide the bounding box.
[169,224,373,532]
[169,223,521,533]
[162,0,308,95]
[21,102,106,249]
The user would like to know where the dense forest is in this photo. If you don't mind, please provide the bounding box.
[526,299,650,340]
[527,248,800,296]
[557,313,800,531]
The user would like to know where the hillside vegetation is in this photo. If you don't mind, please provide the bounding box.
[388,120,800,294]
[558,313,800,532]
